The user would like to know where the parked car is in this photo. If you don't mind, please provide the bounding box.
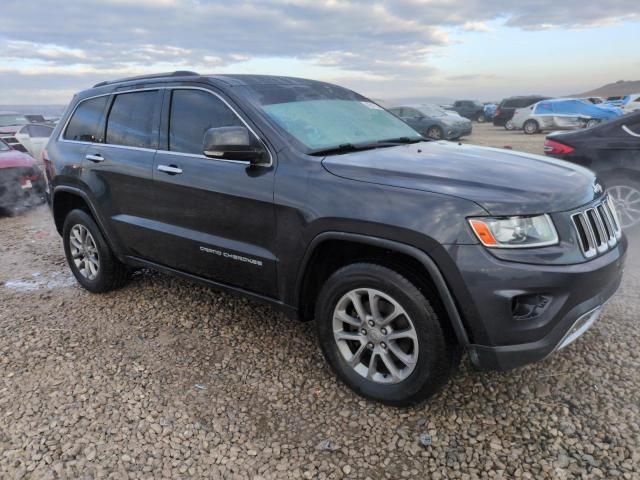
[0,112,33,153]
[0,138,46,214]
[604,96,630,107]
[14,124,55,160]
[388,104,472,140]
[46,72,626,406]
[544,111,640,229]
[446,100,486,122]
[622,93,640,113]
[512,99,623,134]
[493,96,549,129]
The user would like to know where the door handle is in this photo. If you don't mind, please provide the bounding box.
[85,153,104,163]
[157,164,183,175]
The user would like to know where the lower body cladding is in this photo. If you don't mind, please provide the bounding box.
[442,238,627,371]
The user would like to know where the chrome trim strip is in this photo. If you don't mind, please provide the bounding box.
[555,306,602,351]
[57,85,273,167]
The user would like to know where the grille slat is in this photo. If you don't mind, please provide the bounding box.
[572,197,621,258]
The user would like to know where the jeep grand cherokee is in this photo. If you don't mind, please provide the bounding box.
[44,72,627,406]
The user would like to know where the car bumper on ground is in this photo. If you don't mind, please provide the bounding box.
[442,237,627,371]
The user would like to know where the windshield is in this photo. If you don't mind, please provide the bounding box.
[0,114,30,127]
[241,83,421,152]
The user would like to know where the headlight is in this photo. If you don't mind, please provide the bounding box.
[468,214,559,248]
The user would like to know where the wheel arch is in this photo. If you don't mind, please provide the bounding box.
[295,232,470,347]
[51,186,119,255]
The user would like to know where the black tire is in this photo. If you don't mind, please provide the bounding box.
[426,126,444,140]
[476,113,486,123]
[504,120,515,131]
[586,119,600,129]
[62,209,129,293]
[315,263,459,407]
[523,119,539,135]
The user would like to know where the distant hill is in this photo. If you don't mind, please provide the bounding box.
[575,80,640,98]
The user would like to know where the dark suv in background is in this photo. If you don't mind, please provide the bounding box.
[494,95,549,129]
[447,100,486,122]
[45,72,627,406]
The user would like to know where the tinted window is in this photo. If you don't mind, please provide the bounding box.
[106,91,158,148]
[27,124,54,138]
[64,96,109,142]
[169,90,242,154]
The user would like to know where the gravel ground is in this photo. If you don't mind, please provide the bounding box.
[1,125,639,479]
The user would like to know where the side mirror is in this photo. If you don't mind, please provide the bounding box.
[202,126,267,164]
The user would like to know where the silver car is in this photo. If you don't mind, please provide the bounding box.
[512,99,616,134]
[388,104,472,140]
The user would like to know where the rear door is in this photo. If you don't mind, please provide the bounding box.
[82,88,162,257]
[149,87,277,295]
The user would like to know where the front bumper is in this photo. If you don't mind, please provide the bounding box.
[441,237,627,371]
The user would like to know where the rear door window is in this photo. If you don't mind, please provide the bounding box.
[64,96,109,142]
[168,89,243,155]
[106,90,159,149]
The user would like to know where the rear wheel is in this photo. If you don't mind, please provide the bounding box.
[315,263,459,406]
[426,126,444,140]
[607,178,640,230]
[63,209,130,293]
[476,113,486,123]
[523,119,539,135]
[504,120,515,131]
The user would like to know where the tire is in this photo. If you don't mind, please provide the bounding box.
[586,119,600,129]
[504,120,515,131]
[62,209,130,293]
[606,178,640,231]
[476,113,486,123]
[426,126,444,140]
[523,119,539,135]
[315,263,459,406]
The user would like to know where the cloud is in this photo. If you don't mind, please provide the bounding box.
[462,21,492,32]
[0,0,637,103]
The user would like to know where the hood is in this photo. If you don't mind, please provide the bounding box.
[321,141,600,215]
[0,149,37,169]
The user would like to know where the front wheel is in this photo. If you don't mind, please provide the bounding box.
[586,119,600,129]
[504,120,515,131]
[523,119,539,134]
[476,113,486,123]
[426,126,444,140]
[315,263,459,406]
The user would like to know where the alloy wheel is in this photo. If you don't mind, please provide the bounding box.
[427,127,442,140]
[69,224,100,280]
[609,185,640,229]
[332,288,419,384]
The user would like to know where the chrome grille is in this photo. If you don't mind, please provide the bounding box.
[571,197,622,258]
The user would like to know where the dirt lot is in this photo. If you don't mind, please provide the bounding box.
[1,125,639,479]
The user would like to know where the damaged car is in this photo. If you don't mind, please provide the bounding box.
[512,99,623,134]
[0,138,46,214]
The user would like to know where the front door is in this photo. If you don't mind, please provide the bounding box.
[148,87,277,296]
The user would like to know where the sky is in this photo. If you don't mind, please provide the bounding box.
[0,0,638,105]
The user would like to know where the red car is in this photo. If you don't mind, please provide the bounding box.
[0,138,45,214]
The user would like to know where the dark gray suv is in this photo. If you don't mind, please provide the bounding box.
[44,72,627,406]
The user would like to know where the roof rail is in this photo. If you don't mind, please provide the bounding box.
[93,71,200,88]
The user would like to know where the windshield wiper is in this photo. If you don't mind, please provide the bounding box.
[308,137,424,156]
[376,136,424,144]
